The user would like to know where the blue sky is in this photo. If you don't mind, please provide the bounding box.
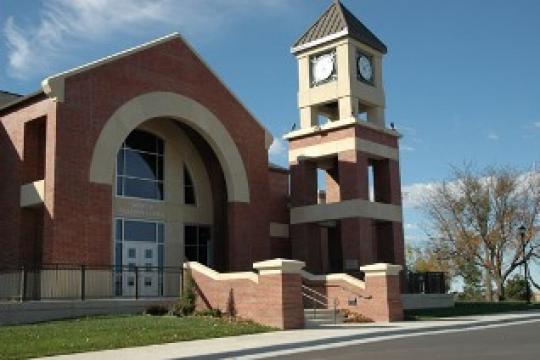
[1,0,539,279]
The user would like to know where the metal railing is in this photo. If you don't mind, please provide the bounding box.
[0,264,183,301]
[301,285,338,323]
[406,271,447,294]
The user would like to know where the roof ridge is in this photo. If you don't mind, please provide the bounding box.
[291,0,387,55]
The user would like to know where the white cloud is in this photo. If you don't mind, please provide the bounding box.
[402,181,439,208]
[534,121,540,128]
[400,144,415,152]
[268,138,287,156]
[3,0,289,79]
[487,132,499,141]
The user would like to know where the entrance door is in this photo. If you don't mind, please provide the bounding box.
[122,242,158,297]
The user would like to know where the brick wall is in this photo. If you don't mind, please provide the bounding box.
[303,273,403,322]
[187,263,304,329]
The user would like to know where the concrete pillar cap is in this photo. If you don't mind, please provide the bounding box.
[253,258,306,275]
[360,263,402,277]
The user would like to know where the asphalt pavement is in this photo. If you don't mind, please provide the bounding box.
[267,320,540,360]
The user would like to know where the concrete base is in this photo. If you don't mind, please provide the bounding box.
[0,298,177,325]
[401,294,455,310]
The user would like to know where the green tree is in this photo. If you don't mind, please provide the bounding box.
[505,275,529,301]
[422,165,540,301]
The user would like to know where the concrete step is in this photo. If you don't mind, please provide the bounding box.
[304,309,343,325]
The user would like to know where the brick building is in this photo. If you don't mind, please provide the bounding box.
[0,1,404,298]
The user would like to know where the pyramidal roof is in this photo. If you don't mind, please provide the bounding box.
[292,0,387,54]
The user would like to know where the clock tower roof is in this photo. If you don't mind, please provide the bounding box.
[292,0,387,55]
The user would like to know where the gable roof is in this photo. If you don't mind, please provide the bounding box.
[39,33,273,148]
[292,0,387,54]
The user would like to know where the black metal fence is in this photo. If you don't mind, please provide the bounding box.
[0,264,183,301]
[406,271,447,294]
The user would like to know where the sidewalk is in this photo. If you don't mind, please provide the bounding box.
[41,311,540,360]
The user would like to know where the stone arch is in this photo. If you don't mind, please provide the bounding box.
[89,91,250,203]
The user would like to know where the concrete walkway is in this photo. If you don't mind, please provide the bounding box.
[40,311,540,360]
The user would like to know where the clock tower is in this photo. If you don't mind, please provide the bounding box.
[285,0,405,278]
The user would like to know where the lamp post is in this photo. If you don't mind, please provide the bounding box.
[518,225,531,304]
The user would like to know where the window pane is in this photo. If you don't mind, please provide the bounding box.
[124,221,157,242]
[184,166,193,186]
[125,130,161,154]
[184,167,196,205]
[158,244,164,268]
[124,178,161,200]
[115,219,123,241]
[116,149,125,176]
[125,150,158,180]
[116,177,124,196]
[185,246,197,262]
[199,226,211,243]
[198,244,208,265]
[185,226,197,246]
[115,243,122,266]
[157,156,164,180]
[157,224,164,243]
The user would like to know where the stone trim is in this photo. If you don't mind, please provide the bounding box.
[253,259,305,275]
[290,199,403,224]
[183,262,258,283]
[300,270,366,290]
[288,135,399,164]
[284,117,400,141]
[89,92,251,203]
[360,263,403,277]
[269,222,289,238]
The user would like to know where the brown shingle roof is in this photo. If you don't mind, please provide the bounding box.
[292,0,387,54]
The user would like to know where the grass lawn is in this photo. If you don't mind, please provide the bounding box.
[0,315,274,360]
[405,301,540,320]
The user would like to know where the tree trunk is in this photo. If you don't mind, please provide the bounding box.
[484,270,493,301]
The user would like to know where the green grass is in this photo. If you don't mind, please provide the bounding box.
[0,315,274,360]
[405,301,540,321]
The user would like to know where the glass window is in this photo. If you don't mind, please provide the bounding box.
[116,130,164,200]
[184,166,196,205]
[184,225,211,266]
[128,248,136,258]
[124,220,157,242]
[145,249,153,259]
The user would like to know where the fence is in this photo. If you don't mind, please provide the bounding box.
[0,264,183,301]
[406,271,447,294]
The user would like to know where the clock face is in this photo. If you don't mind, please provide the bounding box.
[312,53,335,85]
[357,55,373,83]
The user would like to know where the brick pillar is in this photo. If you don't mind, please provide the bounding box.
[290,160,317,207]
[360,263,403,322]
[253,259,305,329]
[338,150,369,201]
[290,160,321,272]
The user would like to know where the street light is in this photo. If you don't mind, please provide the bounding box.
[518,225,531,304]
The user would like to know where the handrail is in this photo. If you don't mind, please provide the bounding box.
[301,284,338,324]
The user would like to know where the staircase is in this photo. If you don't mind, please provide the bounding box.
[302,285,343,327]
[304,308,344,327]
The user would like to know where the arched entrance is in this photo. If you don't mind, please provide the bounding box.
[89,92,249,296]
[89,91,250,203]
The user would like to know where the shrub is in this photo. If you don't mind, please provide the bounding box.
[341,309,374,323]
[173,269,197,317]
[144,305,169,316]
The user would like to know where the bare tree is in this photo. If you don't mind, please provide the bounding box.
[422,165,540,301]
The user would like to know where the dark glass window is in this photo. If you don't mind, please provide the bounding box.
[184,166,196,205]
[124,220,157,242]
[184,225,211,266]
[116,130,164,200]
